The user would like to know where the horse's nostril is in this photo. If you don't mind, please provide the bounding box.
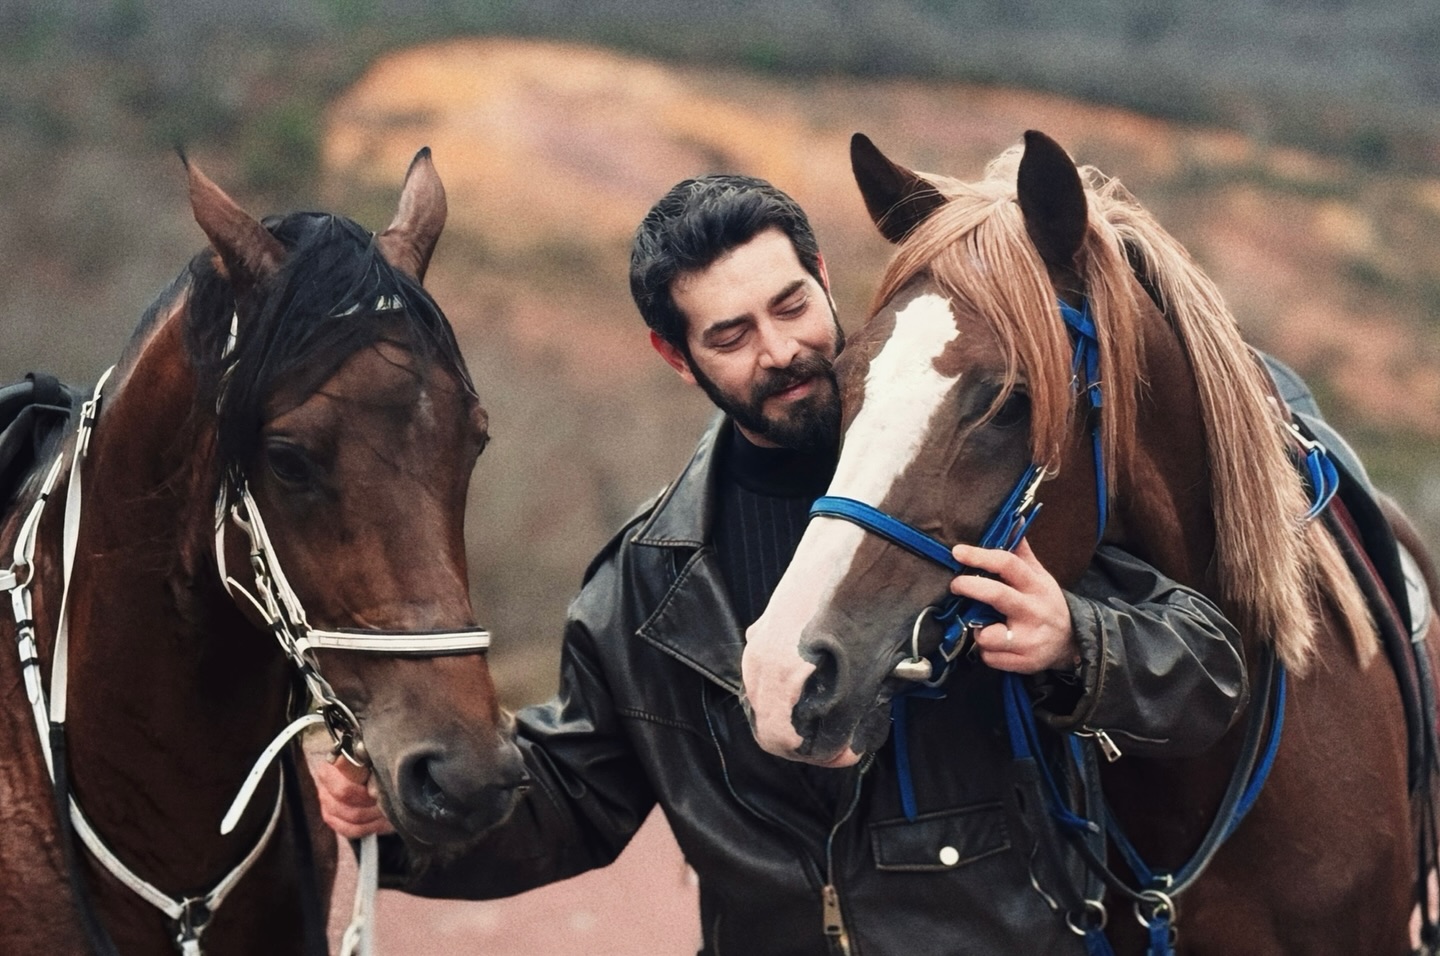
[793,640,843,744]
[802,642,840,702]
[396,744,527,834]
[402,753,451,818]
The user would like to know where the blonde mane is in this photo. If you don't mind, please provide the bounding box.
[870,145,1373,670]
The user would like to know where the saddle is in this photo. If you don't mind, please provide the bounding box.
[0,373,83,513]
[1265,354,1436,792]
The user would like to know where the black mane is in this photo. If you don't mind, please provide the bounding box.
[184,212,472,472]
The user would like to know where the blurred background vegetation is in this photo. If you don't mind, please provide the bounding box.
[1,0,1438,704]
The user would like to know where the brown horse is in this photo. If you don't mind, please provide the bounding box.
[743,130,1439,953]
[0,150,524,954]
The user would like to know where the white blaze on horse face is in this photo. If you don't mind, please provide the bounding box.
[743,293,963,761]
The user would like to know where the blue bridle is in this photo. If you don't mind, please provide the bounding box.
[805,298,1336,956]
[809,299,1105,688]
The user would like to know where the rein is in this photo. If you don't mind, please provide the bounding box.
[1,353,491,955]
[805,299,1330,955]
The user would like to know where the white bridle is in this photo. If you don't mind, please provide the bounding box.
[2,360,493,956]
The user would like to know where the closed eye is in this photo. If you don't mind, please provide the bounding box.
[264,440,315,487]
[777,293,809,318]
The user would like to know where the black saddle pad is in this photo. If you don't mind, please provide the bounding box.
[0,373,82,512]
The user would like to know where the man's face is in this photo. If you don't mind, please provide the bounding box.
[658,227,844,453]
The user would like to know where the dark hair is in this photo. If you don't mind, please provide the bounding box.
[629,174,821,351]
[184,211,473,473]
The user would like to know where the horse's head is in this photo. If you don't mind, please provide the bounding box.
[744,127,1340,766]
[741,132,1111,764]
[184,151,525,846]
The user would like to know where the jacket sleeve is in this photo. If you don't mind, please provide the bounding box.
[1030,545,1247,758]
[380,566,657,898]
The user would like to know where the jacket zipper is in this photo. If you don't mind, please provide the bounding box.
[1075,726,1123,762]
[821,753,873,955]
[702,683,873,954]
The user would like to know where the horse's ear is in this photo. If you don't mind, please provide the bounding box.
[184,154,285,289]
[850,133,948,244]
[377,147,447,282]
[1016,130,1088,268]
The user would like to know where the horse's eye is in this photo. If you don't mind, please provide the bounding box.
[265,442,313,486]
[991,390,1031,429]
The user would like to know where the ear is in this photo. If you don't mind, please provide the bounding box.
[1016,130,1088,268]
[850,133,948,244]
[377,147,447,281]
[649,330,697,386]
[816,253,831,293]
[184,153,285,292]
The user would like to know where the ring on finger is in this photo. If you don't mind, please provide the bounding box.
[1004,627,1015,646]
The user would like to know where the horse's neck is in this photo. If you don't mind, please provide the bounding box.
[1109,318,1219,592]
[38,329,291,887]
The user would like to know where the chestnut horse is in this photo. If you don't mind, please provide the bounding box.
[743,130,1439,953]
[0,150,524,954]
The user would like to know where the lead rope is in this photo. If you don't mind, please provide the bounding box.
[2,367,287,955]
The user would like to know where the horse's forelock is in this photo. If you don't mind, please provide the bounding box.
[178,211,472,474]
[869,171,1079,474]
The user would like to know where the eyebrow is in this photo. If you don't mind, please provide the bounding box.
[698,279,809,347]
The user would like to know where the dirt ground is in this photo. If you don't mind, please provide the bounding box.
[326,809,700,956]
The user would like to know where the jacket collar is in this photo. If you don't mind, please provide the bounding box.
[631,413,728,548]
[631,414,744,693]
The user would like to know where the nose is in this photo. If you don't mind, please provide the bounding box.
[396,740,528,837]
[757,322,801,370]
[791,636,844,749]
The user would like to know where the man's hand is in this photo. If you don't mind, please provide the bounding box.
[306,747,396,839]
[949,538,1080,674]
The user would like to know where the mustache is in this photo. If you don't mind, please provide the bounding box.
[751,352,836,403]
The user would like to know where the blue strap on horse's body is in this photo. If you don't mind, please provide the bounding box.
[807,299,1327,954]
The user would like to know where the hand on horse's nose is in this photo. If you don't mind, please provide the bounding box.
[397,742,527,835]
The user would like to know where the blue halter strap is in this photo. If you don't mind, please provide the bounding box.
[804,297,1334,955]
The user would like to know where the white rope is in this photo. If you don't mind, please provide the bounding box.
[339,834,380,956]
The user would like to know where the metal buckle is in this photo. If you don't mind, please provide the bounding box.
[1134,886,1178,929]
[322,697,369,767]
[1065,899,1108,936]
[174,896,212,945]
[893,607,938,681]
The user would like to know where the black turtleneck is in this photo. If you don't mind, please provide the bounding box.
[712,424,837,629]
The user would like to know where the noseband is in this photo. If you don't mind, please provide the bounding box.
[810,461,1045,684]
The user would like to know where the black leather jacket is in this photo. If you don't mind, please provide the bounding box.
[385,418,1246,955]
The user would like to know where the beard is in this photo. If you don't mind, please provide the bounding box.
[692,347,842,454]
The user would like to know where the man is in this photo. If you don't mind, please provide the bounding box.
[312,174,1244,953]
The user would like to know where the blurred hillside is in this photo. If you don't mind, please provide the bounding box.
[2,0,1437,169]
[1,23,1439,703]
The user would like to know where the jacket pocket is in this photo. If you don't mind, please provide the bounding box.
[869,801,1010,872]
